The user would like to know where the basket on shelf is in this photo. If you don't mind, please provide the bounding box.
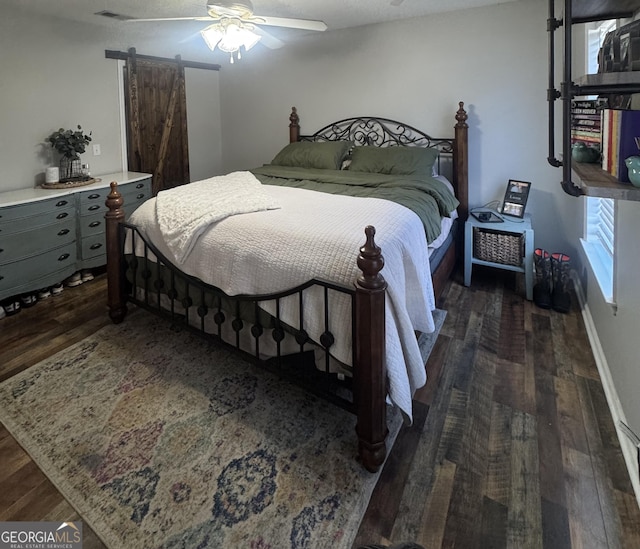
[473,227,525,266]
[59,156,84,182]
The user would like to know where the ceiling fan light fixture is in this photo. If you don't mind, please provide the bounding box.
[200,18,261,61]
[200,24,224,50]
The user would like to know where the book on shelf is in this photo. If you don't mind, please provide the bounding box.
[601,108,640,183]
[571,99,602,147]
[572,117,601,127]
[572,99,600,113]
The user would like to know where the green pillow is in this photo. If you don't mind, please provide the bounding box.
[349,146,439,176]
[271,141,353,170]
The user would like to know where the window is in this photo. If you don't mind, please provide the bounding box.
[582,196,615,303]
[581,19,617,306]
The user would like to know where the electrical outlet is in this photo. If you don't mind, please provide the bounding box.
[92,144,101,156]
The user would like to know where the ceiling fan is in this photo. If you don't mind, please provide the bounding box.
[121,1,328,62]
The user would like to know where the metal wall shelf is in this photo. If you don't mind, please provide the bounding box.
[548,0,640,199]
[574,71,640,94]
[572,161,640,200]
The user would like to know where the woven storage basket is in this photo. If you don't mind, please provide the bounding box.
[473,227,524,266]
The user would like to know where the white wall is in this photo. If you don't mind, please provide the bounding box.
[588,198,640,430]
[0,9,123,190]
[185,68,223,181]
[0,4,222,193]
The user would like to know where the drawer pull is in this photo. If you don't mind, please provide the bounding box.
[56,200,68,207]
[90,243,103,250]
[136,183,144,189]
[0,275,3,281]
[88,193,101,200]
[88,205,101,211]
[57,212,68,219]
[0,248,3,253]
[58,253,70,261]
[58,229,70,236]
[89,221,101,228]
[136,193,145,200]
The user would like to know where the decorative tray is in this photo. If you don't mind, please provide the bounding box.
[41,177,101,190]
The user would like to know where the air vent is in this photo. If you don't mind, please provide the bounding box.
[95,10,134,21]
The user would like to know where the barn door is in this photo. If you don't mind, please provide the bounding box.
[125,49,190,195]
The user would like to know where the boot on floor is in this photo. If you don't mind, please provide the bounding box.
[551,252,571,313]
[533,248,552,309]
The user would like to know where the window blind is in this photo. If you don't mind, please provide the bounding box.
[586,197,615,259]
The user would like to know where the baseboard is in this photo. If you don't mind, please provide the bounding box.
[571,274,640,508]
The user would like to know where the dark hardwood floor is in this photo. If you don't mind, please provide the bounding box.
[1,266,639,548]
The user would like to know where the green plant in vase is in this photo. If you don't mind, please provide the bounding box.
[47,125,92,181]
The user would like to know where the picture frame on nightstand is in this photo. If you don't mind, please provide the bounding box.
[500,179,531,219]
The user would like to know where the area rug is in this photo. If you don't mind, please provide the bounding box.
[0,307,445,549]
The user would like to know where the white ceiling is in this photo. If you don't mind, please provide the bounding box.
[5,0,520,32]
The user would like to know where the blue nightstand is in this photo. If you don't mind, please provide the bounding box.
[464,213,534,300]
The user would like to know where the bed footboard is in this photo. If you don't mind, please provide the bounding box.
[106,182,128,323]
[354,227,388,472]
[105,184,389,472]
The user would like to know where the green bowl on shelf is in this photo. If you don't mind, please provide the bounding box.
[571,142,601,163]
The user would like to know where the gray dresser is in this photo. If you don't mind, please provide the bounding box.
[0,172,151,301]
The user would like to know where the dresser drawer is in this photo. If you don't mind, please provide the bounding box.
[0,243,76,292]
[80,234,106,261]
[79,211,105,237]
[0,217,76,265]
[79,194,107,215]
[121,179,151,196]
[122,189,150,207]
[0,197,73,224]
[0,204,74,235]
[121,180,151,217]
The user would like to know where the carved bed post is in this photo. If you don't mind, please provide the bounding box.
[354,226,388,472]
[105,182,128,323]
[289,107,300,143]
[454,101,469,221]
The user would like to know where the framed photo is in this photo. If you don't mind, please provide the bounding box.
[500,180,531,219]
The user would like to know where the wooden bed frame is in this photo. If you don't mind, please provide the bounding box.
[104,102,468,473]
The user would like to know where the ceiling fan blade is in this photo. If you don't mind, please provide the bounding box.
[125,16,214,23]
[252,27,285,49]
[250,15,327,32]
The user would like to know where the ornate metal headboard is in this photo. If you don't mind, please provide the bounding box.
[287,104,469,221]
[289,107,455,179]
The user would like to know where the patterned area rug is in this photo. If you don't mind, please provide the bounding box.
[0,307,445,549]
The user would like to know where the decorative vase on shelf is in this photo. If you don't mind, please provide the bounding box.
[571,142,601,163]
[625,156,640,188]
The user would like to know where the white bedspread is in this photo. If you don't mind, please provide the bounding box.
[128,184,436,421]
[156,171,280,263]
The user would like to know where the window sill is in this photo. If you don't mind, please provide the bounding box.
[580,238,616,309]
